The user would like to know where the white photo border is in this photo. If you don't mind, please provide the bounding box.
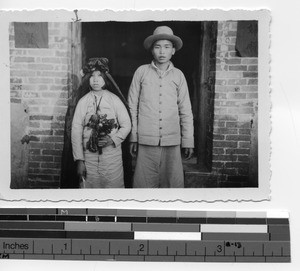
[0,9,271,202]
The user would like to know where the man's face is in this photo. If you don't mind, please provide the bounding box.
[89,70,105,91]
[152,40,175,64]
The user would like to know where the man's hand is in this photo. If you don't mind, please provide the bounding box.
[97,135,114,148]
[183,148,194,160]
[129,142,138,157]
[76,160,86,179]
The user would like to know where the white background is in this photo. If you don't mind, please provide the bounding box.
[0,0,299,270]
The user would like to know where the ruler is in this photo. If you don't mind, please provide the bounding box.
[0,208,290,262]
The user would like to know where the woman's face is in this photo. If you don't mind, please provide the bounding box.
[89,70,105,91]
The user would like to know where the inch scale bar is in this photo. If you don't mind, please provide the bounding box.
[0,208,291,262]
[0,238,291,262]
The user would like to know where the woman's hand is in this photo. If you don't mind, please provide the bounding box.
[97,135,114,148]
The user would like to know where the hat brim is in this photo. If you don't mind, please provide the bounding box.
[143,34,183,51]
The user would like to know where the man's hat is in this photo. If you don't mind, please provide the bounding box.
[143,26,183,51]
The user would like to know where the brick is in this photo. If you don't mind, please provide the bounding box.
[214,115,238,121]
[51,99,68,106]
[30,130,53,136]
[55,78,68,85]
[225,162,248,169]
[61,58,70,65]
[215,79,227,86]
[229,52,238,57]
[38,85,49,91]
[243,72,258,78]
[28,162,40,168]
[41,57,61,64]
[55,142,64,150]
[248,79,258,85]
[56,115,66,122]
[213,148,225,155]
[248,65,258,71]
[227,45,236,51]
[28,78,54,84]
[42,149,62,156]
[41,136,64,143]
[240,86,258,92]
[229,65,247,71]
[27,50,54,56]
[227,79,247,85]
[14,56,35,62]
[28,64,54,70]
[39,71,68,78]
[238,155,250,162]
[49,43,69,50]
[29,149,41,155]
[41,162,61,169]
[28,174,54,181]
[214,108,228,115]
[226,122,251,129]
[213,155,238,161]
[239,142,251,148]
[216,71,242,79]
[226,135,251,141]
[29,122,40,128]
[30,115,53,121]
[213,134,225,140]
[239,129,251,135]
[213,121,226,128]
[11,70,36,77]
[246,93,258,99]
[30,168,61,175]
[30,142,55,149]
[54,130,65,136]
[238,167,250,175]
[215,93,227,99]
[55,51,70,57]
[11,98,21,103]
[214,141,238,148]
[241,58,258,65]
[226,148,250,155]
[10,49,23,55]
[42,106,67,115]
[29,155,54,162]
[25,99,49,106]
[10,78,22,84]
[224,58,241,65]
[28,136,40,142]
[227,93,247,99]
[214,128,238,135]
[227,31,237,37]
[54,156,62,163]
[49,122,64,129]
[10,90,21,98]
[212,162,225,168]
[227,108,254,114]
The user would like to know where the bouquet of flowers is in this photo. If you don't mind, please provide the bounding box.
[86,113,118,154]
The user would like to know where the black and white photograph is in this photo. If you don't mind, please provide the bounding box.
[1,9,270,201]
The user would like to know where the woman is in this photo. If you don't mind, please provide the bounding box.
[71,58,131,188]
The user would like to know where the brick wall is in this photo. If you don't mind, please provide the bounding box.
[10,22,72,188]
[213,21,258,183]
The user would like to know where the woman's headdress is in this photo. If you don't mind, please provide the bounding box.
[80,57,110,76]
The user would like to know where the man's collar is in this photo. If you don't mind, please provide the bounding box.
[151,61,174,73]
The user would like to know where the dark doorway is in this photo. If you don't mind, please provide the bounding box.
[81,21,215,187]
